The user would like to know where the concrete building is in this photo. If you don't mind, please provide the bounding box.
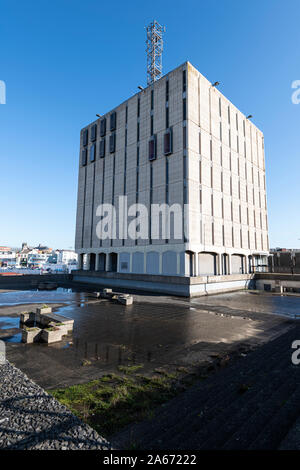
[74,62,269,294]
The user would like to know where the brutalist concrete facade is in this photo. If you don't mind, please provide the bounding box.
[75,62,269,279]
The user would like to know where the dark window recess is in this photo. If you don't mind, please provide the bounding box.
[164,128,173,155]
[90,144,96,162]
[110,112,117,131]
[166,80,169,101]
[100,118,106,137]
[83,129,88,146]
[81,148,87,166]
[109,133,116,153]
[183,98,187,120]
[151,90,154,110]
[183,70,186,92]
[148,135,157,161]
[166,106,169,128]
[91,124,97,142]
[99,139,106,158]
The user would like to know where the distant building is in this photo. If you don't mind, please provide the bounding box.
[56,250,78,265]
[0,247,16,266]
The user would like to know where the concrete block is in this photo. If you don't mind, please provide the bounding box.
[21,327,42,344]
[41,327,64,344]
[20,311,35,324]
[36,307,52,315]
[117,295,133,305]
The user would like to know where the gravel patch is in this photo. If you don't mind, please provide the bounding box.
[0,361,111,449]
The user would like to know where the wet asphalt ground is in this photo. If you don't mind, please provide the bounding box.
[0,288,298,389]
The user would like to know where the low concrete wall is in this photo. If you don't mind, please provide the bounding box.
[256,273,300,293]
[0,274,71,289]
[255,273,300,293]
[71,270,254,297]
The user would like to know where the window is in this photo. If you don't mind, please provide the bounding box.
[151,90,154,110]
[148,135,157,161]
[99,139,105,158]
[100,118,106,137]
[166,106,169,128]
[183,70,186,92]
[81,148,87,166]
[137,122,140,142]
[110,112,117,131]
[137,98,140,117]
[183,98,186,120]
[109,133,116,153]
[166,80,169,102]
[90,144,96,162]
[164,128,173,155]
[91,124,97,142]
[150,115,154,136]
[83,129,88,146]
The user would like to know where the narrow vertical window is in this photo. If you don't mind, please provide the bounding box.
[81,148,87,166]
[109,133,116,153]
[83,129,88,146]
[166,106,169,128]
[199,160,202,184]
[151,90,154,110]
[99,139,105,158]
[166,80,169,102]
[100,118,106,137]
[183,98,186,120]
[137,98,140,117]
[110,112,117,131]
[148,135,157,161]
[91,124,97,142]
[183,127,187,150]
[183,70,186,92]
[90,144,96,162]
[164,128,173,155]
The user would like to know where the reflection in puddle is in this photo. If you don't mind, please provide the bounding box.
[0,317,20,329]
[4,333,22,343]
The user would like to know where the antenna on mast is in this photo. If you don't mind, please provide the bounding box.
[146,20,165,86]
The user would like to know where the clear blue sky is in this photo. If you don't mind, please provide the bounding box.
[0,0,299,249]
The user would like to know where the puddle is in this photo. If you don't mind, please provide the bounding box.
[0,316,20,329]
[3,333,22,343]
